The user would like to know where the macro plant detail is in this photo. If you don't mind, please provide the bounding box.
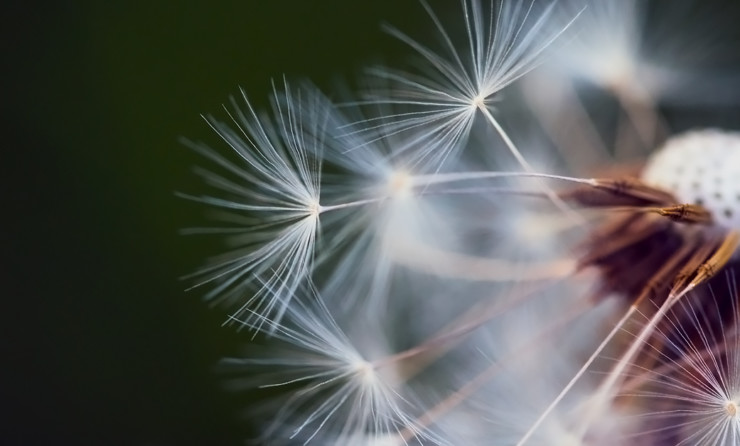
[181,0,740,445]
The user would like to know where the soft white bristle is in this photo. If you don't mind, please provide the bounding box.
[642,129,740,229]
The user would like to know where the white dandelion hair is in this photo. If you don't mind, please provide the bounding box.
[181,0,740,445]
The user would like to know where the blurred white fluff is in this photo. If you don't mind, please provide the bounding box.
[548,0,731,104]
[304,85,575,313]
[538,0,740,113]
[524,0,740,161]
[302,88,467,312]
[451,121,584,267]
[550,0,652,102]
[427,277,633,446]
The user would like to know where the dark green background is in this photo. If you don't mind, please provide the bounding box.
[4,2,426,445]
[5,1,740,446]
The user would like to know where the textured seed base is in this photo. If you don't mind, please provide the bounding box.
[642,129,740,230]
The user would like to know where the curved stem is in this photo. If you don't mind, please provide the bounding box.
[477,105,587,225]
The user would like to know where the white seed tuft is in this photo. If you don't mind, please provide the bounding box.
[642,129,740,230]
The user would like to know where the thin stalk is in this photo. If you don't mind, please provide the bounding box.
[316,171,596,215]
[569,288,689,441]
[515,304,637,446]
[477,104,587,225]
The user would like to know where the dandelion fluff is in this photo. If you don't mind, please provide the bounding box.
[181,80,323,327]
[623,273,740,445]
[362,0,582,171]
[222,285,426,445]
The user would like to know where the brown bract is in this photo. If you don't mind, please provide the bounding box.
[564,177,740,307]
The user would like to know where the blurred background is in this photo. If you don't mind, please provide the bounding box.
[4,2,427,445]
[5,1,740,445]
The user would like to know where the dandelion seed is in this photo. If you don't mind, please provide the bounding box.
[537,0,740,156]
[180,80,323,327]
[551,0,737,107]
[525,0,665,156]
[622,272,740,445]
[297,89,469,312]
[362,0,582,174]
[551,0,648,102]
[307,89,577,311]
[222,285,426,445]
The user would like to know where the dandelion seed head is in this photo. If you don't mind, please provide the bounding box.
[642,129,740,231]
